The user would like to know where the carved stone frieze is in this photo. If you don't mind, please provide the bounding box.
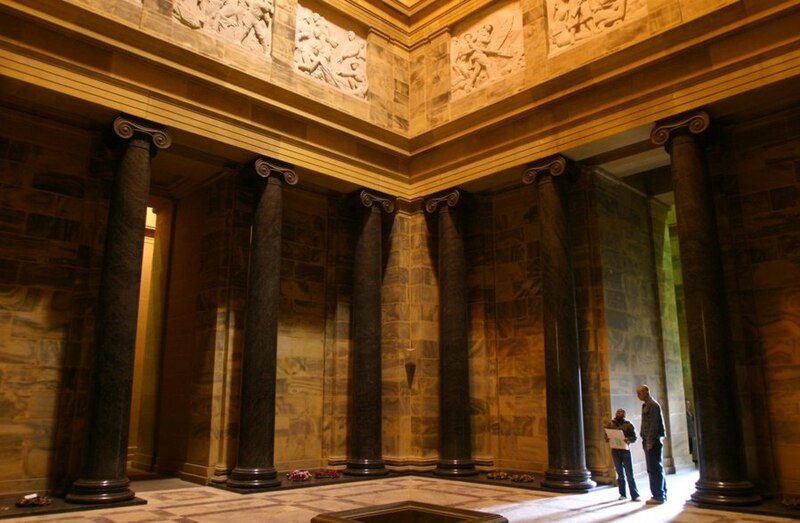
[547,0,647,55]
[294,5,368,99]
[173,0,275,57]
[450,4,525,98]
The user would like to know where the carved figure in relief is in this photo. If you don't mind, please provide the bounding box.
[338,31,366,66]
[337,61,368,97]
[294,5,368,99]
[172,0,275,56]
[549,0,628,50]
[451,17,517,95]
[238,0,274,50]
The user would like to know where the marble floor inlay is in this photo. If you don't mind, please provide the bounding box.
[3,471,797,522]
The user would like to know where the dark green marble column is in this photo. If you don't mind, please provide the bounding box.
[523,156,594,492]
[345,191,394,476]
[652,111,760,506]
[426,190,477,477]
[67,116,171,504]
[227,158,297,490]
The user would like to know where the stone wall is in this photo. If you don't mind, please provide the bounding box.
[382,209,440,467]
[0,108,110,495]
[485,185,547,472]
[570,171,690,480]
[712,109,800,497]
[274,187,330,471]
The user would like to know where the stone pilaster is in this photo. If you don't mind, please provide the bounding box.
[523,156,594,492]
[345,191,394,476]
[425,190,477,476]
[227,158,297,490]
[67,116,171,504]
[651,111,761,506]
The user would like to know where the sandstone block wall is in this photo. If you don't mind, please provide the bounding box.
[0,108,111,495]
[712,109,800,496]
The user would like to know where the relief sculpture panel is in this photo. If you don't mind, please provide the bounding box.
[547,0,648,54]
[294,5,368,99]
[173,0,275,57]
[450,4,526,99]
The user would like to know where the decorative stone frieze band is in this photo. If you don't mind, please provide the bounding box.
[424,189,460,213]
[360,190,396,213]
[650,111,711,147]
[113,115,172,149]
[254,157,298,185]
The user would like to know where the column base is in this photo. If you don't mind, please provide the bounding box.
[542,468,596,491]
[434,459,479,476]
[66,477,135,504]
[691,479,762,506]
[226,467,281,489]
[344,458,389,476]
[209,465,231,485]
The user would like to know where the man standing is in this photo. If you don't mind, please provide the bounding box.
[637,384,667,504]
[605,408,640,501]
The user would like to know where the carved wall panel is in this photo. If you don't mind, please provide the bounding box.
[294,4,369,99]
[173,0,275,57]
[546,0,648,55]
[450,3,526,99]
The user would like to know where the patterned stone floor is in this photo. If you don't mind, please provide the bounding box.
[4,470,797,522]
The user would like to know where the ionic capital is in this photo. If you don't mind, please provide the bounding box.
[651,110,711,147]
[254,158,298,185]
[424,189,460,213]
[113,115,171,149]
[522,155,568,185]
[360,190,395,213]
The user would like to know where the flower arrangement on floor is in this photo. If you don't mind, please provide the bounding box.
[486,471,509,480]
[286,469,312,481]
[486,471,535,483]
[314,469,342,479]
[15,494,51,507]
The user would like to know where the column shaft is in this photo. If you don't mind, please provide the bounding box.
[227,169,286,489]
[345,199,388,476]
[654,112,760,506]
[68,117,170,504]
[525,158,594,491]
[428,192,476,476]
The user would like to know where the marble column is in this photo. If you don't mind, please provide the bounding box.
[345,191,394,476]
[651,111,761,506]
[523,157,595,491]
[67,116,171,504]
[227,158,297,490]
[425,190,477,476]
